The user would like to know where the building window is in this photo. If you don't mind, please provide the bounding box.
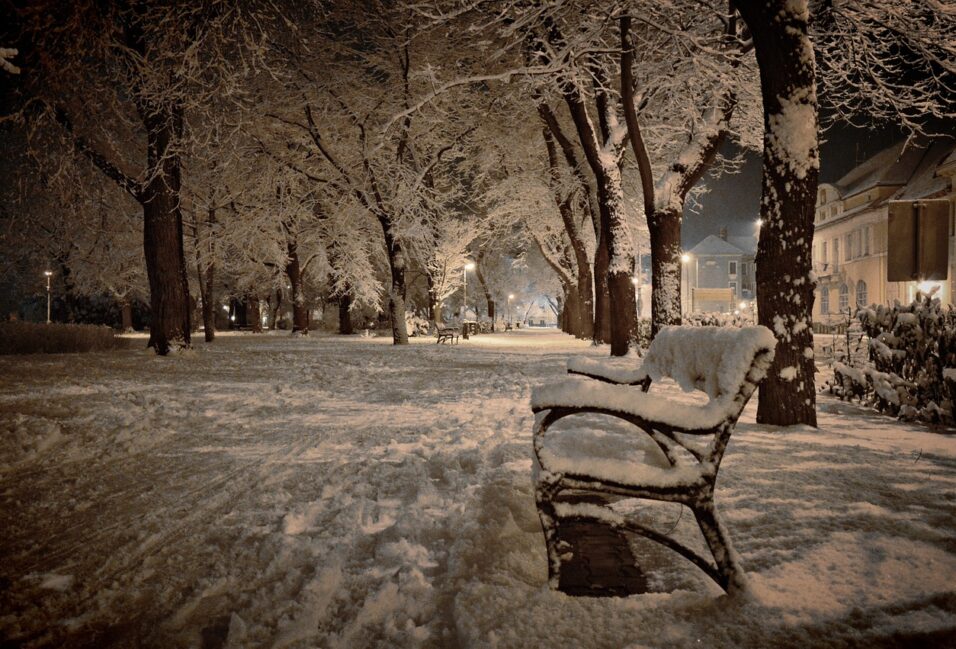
[820,286,829,314]
[729,281,738,297]
[821,241,828,264]
[845,233,854,261]
[833,239,839,267]
[862,227,870,256]
[856,280,867,307]
[839,284,850,312]
[729,260,737,276]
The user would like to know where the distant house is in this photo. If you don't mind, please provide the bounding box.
[684,228,756,313]
[811,137,956,327]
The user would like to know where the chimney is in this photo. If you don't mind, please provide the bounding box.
[719,227,728,241]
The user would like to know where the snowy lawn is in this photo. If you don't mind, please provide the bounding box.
[1,329,954,648]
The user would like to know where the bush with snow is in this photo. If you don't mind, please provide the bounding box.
[0,322,122,355]
[828,293,956,425]
[683,311,750,328]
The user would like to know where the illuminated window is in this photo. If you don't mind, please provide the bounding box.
[820,286,829,314]
[839,284,849,312]
[856,280,867,307]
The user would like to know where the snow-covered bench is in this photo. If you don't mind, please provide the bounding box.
[531,326,776,595]
[436,327,460,344]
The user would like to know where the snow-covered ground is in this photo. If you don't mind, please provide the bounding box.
[1,329,954,648]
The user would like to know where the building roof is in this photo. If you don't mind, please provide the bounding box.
[689,235,747,256]
[727,236,757,255]
[892,139,955,201]
[830,136,955,200]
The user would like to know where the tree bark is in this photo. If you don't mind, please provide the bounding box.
[648,208,684,336]
[541,123,595,340]
[141,105,191,355]
[339,292,354,335]
[285,240,309,334]
[379,217,410,345]
[737,0,819,427]
[195,207,216,342]
[120,300,134,331]
[271,288,282,330]
[246,296,262,333]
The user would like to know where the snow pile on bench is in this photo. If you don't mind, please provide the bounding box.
[534,326,776,430]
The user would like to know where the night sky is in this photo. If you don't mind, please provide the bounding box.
[684,122,905,249]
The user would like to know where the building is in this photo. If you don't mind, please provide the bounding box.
[811,138,956,327]
[683,228,756,313]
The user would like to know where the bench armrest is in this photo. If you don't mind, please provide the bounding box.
[567,356,651,387]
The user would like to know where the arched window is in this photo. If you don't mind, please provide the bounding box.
[820,286,829,314]
[856,280,867,307]
[839,284,849,312]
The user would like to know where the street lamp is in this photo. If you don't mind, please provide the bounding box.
[507,293,514,327]
[463,261,475,338]
[680,253,691,315]
[44,270,52,323]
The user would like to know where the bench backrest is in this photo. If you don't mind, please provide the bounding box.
[643,326,777,401]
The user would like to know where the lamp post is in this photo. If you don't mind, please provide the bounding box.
[680,253,691,316]
[507,293,514,328]
[631,277,639,319]
[463,261,475,338]
[44,270,52,323]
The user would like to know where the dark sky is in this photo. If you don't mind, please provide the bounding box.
[682,123,904,249]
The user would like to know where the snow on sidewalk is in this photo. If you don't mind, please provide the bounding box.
[0,329,954,648]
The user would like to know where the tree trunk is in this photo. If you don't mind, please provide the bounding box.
[379,217,409,345]
[195,207,217,342]
[601,167,637,356]
[649,207,684,337]
[738,0,819,427]
[270,288,282,330]
[120,300,134,331]
[247,296,262,333]
[594,233,611,344]
[563,284,584,336]
[427,274,441,325]
[142,106,191,355]
[473,254,496,332]
[285,240,309,334]
[541,124,595,340]
[339,292,354,335]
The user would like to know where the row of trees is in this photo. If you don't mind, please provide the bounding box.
[1,0,952,425]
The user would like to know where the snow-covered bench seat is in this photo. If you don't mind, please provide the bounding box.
[531,326,776,595]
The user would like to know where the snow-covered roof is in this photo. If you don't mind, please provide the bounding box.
[832,136,955,200]
[727,236,757,255]
[891,139,955,201]
[689,235,747,256]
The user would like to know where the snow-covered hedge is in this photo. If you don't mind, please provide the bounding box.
[828,294,956,425]
[0,322,121,355]
[683,312,751,328]
[405,312,431,337]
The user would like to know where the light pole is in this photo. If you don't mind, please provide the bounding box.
[631,277,639,318]
[507,293,514,328]
[680,253,690,316]
[463,261,475,338]
[44,270,52,323]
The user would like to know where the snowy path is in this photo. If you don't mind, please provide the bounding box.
[1,330,955,648]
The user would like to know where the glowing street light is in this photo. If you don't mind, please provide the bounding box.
[507,293,515,327]
[44,270,52,323]
[680,253,690,263]
[739,301,748,311]
[756,218,764,228]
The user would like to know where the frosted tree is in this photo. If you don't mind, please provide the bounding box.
[6,1,273,353]
[734,0,955,426]
[257,1,482,345]
[619,5,760,336]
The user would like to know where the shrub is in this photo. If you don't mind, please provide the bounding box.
[683,311,752,328]
[827,292,956,425]
[0,321,123,355]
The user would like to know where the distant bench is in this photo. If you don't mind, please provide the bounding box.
[436,327,461,344]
